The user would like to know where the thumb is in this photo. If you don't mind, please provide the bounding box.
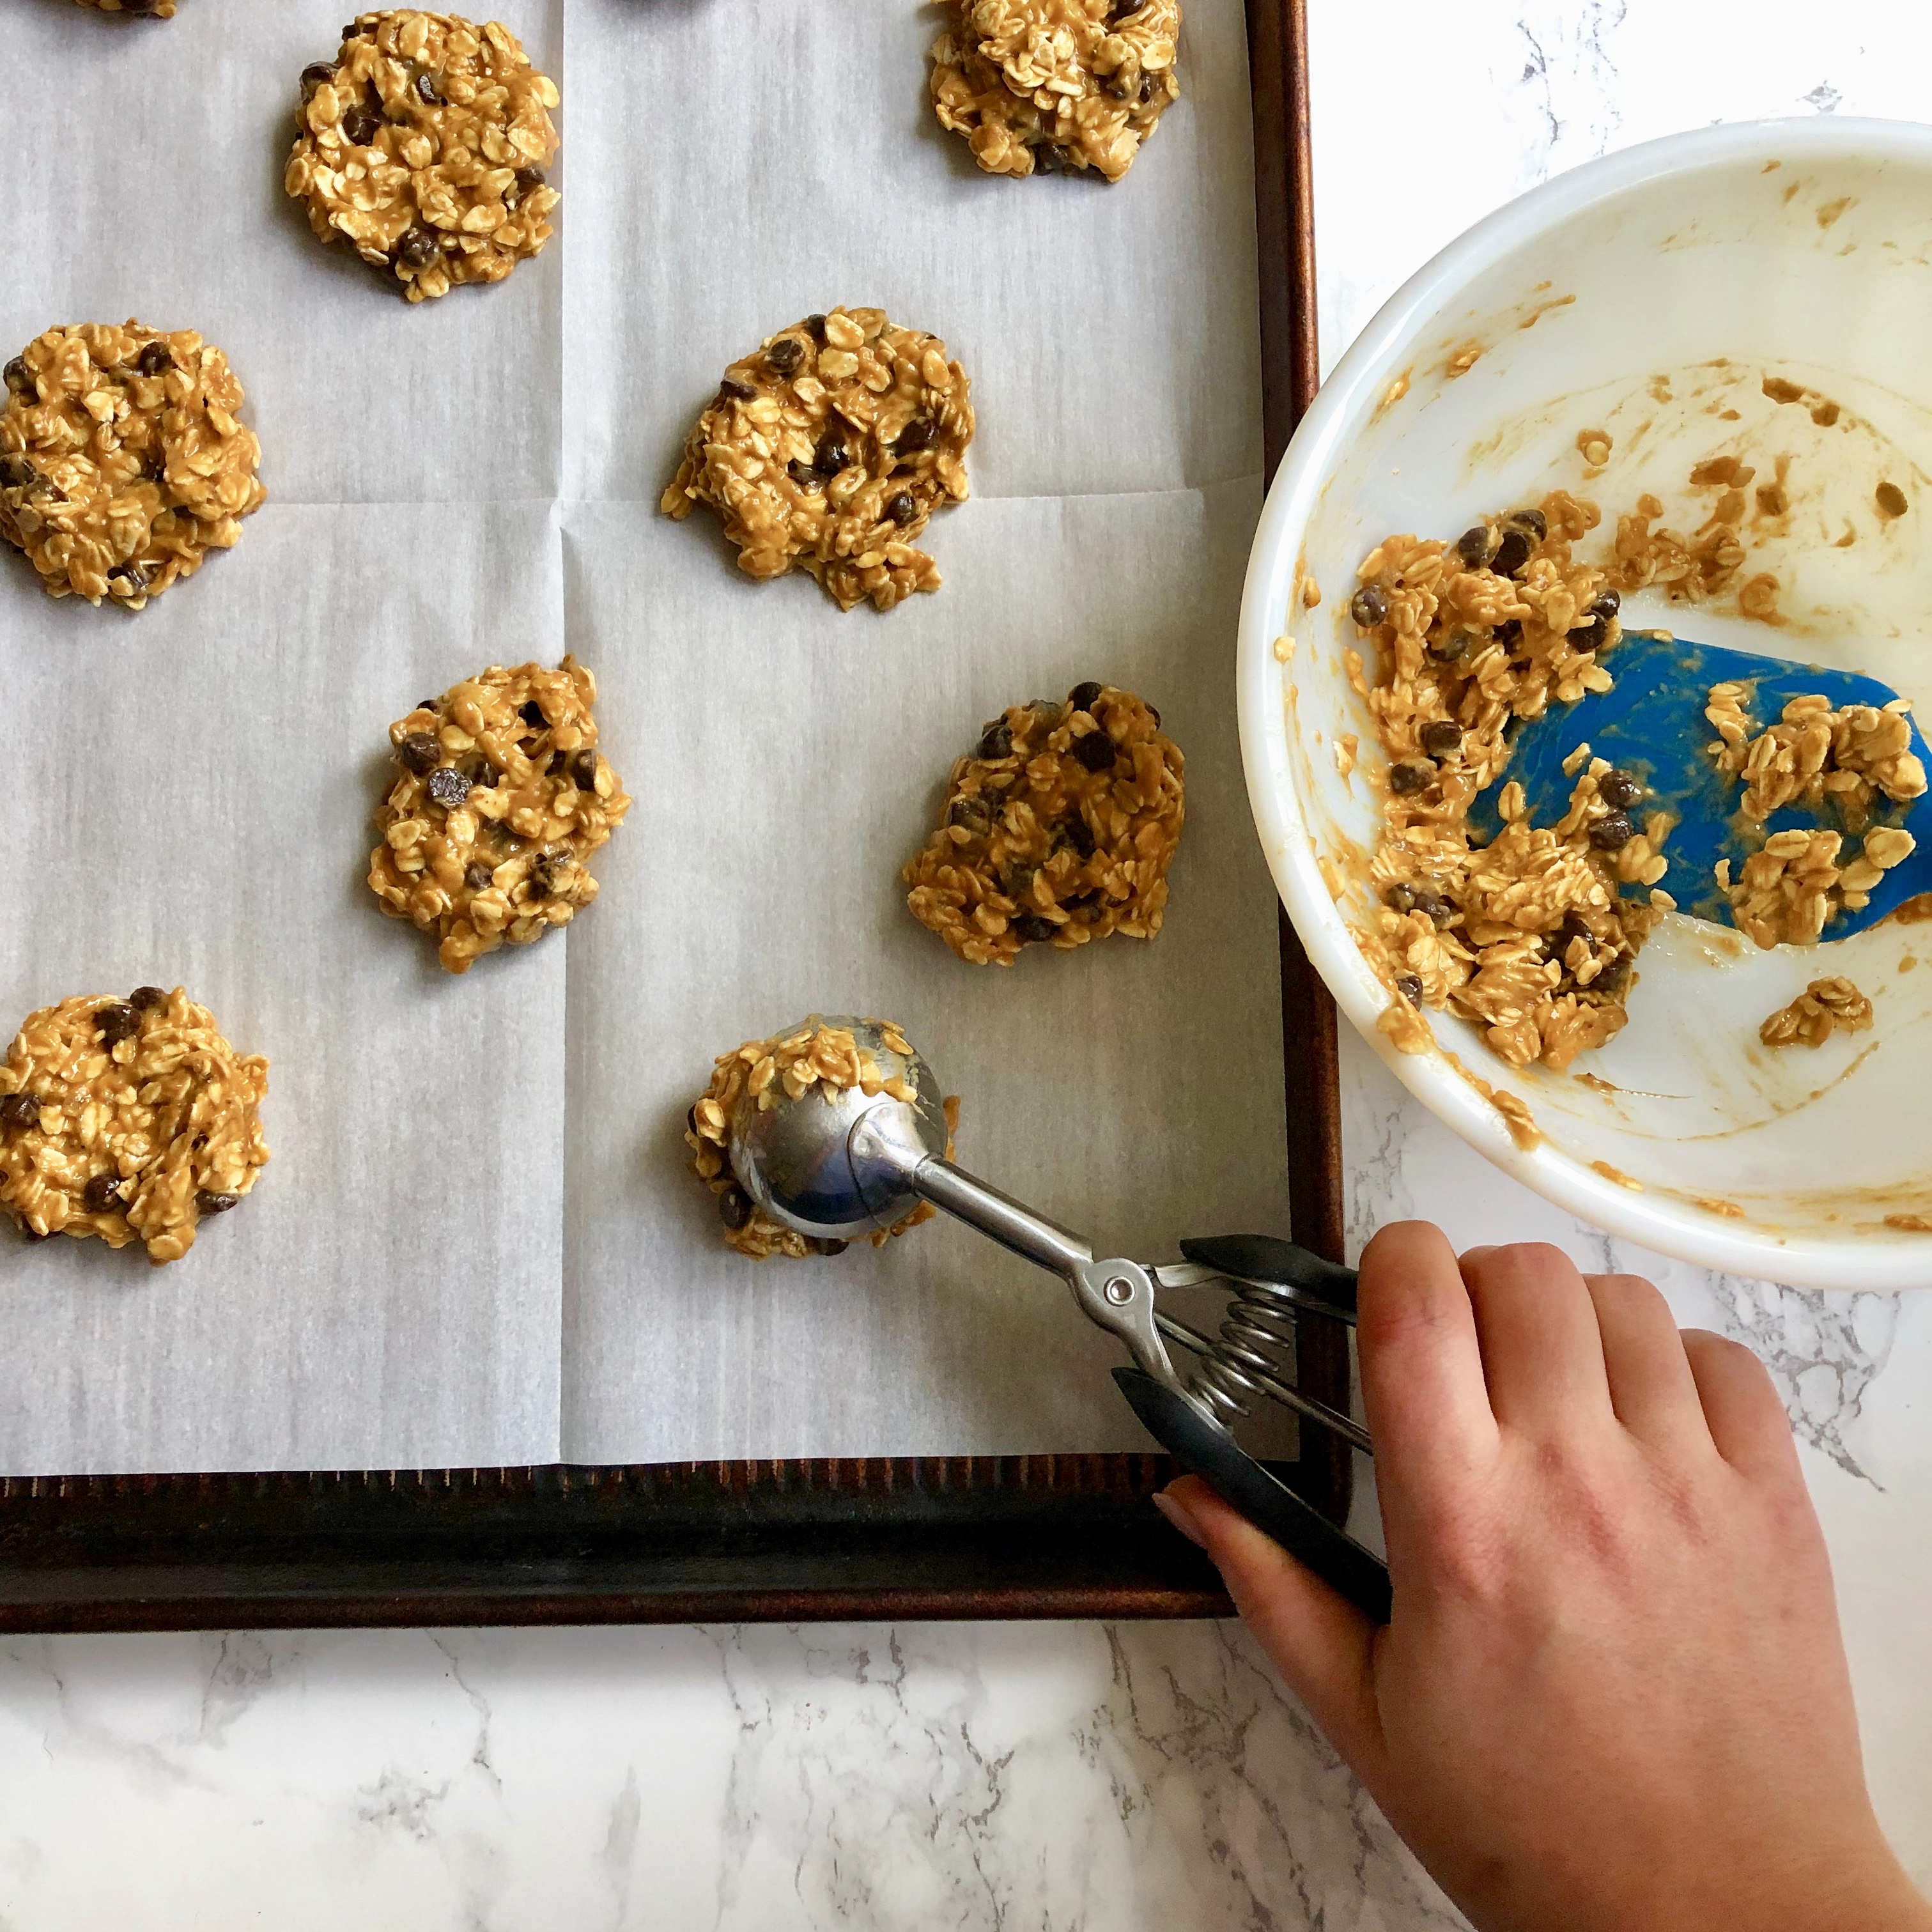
[1158,1474,1387,1780]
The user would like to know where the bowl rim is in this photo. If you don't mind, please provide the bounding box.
[1237,114,1932,1292]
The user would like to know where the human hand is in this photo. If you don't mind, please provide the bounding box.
[1155,1223,1931,1932]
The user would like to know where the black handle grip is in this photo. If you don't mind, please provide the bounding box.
[1179,1234,1359,1313]
[1115,1367,1391,1624]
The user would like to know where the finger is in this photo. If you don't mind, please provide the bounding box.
[1356,1223,1499,1529]
[1682,1330,1802,1482]
[1460,1242,1613,1437]
[1584,1272,1712,1453]
[1158,1476,1387,1783]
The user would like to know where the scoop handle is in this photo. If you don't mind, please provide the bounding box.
[1114,1366,1393,1624]
[909,1155,1095,1276]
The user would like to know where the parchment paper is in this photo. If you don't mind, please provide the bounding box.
[0,0,1280,1473]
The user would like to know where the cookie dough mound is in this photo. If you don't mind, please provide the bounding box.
[1,322,265,609]
[684,1020,960,1260]
[369,656,632,973]
[71,0,178,14]
[930,0,1181,182]
[284,10,561,303]
[0,987,269,1265]
[905,682,1184,964]
[661,307,973,613]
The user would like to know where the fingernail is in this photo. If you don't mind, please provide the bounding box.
[1152,1488,1209,1549]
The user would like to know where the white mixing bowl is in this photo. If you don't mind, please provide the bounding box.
[1240,117,1932,1291]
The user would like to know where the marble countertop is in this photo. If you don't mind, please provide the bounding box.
[7,4,1932,1926]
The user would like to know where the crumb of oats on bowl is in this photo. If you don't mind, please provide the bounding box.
[0,988,268,1265]
[1758,976,1874,1050]
[904,683,1184,964]
[928,0,1182,182]
[685,1022,960,1260]
[1,322,265,610]
[284,11,560,303]
[662,307,973,613]
[368,656,631,974]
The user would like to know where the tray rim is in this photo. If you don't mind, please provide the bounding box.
[0,0,1340,1634]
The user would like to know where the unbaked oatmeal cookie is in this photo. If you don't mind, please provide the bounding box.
[284,10,560,302]
[904,682,1184,964]
[1,321,265,610]
[685,1019,959,1260]
[368,657,631,973]
[929,0,1181,182]
[661,307,973,613]
[0,987,268,1265]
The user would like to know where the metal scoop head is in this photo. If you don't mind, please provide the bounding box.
[727,1015,950,1240]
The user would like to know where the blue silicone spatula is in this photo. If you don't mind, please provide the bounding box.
[1467,633,1932,938]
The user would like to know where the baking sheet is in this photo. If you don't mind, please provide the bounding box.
[0,0,1280,1473]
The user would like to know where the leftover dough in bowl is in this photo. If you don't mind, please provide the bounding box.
[1239,118,1932,1290]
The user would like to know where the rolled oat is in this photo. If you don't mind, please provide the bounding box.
[284,11,560,302]
[661,308,973,613]
[1,321,265,610]
[685,1021,960,1260]
[929,0,1180,182]
[904,683,1184,965]
[367,656,631,973]
[1758,975,1874,1049]
[0,987,268,1265]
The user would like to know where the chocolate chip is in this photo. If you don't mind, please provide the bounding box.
[343,103,382,146]
[1598,769,1643,810]
[415,697,438,715]
[568,750,598,792]
[947,794,992,832]
[129,986,167,1010]
[1035,143,1069,174]
[813,434,849,476]
[1002,865,1037,904]
[196,1189,239,1216]
[787,459,818,488]
[1508,507,1547,541]
[1455,525,1491,567]
[885,491,917,527]
[766,336,804,375]
[1430,628,1474,663]
[399,732,439,773]
[108,560,150,594]
[1395,973,1424,1003]
[1382,883,1417,914]
[465,862,493,890]
[3,357,29,394]
[135,341,174,379]
[718,1183,753,1232]
[0,456,31,491]
[414,69,445,105]
[1068,681,1104,714]
[396,225,441,270]
[0,1094,40,1134]
[426,766,472,808]
[1013,913,1058,942]
[1060,815,1097,860]
[530,848,573,895]
[518,700,545,727]
[804,314,828,343]
[1140,74,1158,102]
[895,419,936,456]
[96,1002,141,1045]
[1596,955,1632,994]
[82,1174,123,1215]
[1419,720,1464,758]
[300,61,336,100]
[1573,616,1609,651]
[1588,809,1634,851]
[511,165,546,202]
[977,720,1013,760]
[1494,618,1522,648]
[808,1237,850,1257]
[1413,887,1455,929]
[1589,587,1620,618]
[1349,584,1388,628]
[1389,761,1434,796]
[1490,528,1532,578]
[1073,730,1117,773]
